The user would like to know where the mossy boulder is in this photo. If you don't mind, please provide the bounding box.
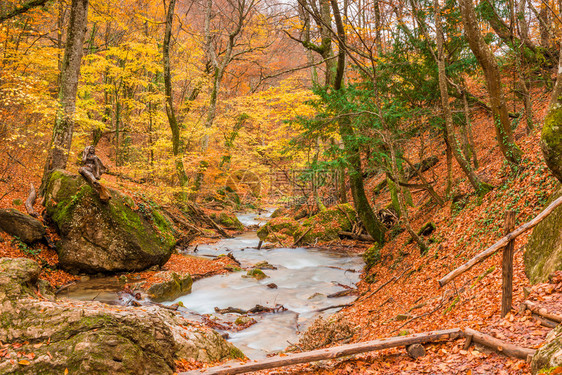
[146,271,193,302]
[0,208,45,244]
[243,268,268,280]
[525,188,562,284]
[0,258,244,374]
[210,212,244,231]
[531,323,562,374]
[257,217,302,243]
[45,170,175,274]
[297,203,357,244]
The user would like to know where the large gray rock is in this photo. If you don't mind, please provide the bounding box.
[531,323,562,374]
[44,170,176,274]
[0,258,244,375]
[0,208,45,244]
[525,188,562,284]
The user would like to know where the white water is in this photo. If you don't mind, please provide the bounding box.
[169,210,363,359]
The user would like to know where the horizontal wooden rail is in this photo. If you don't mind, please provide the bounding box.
[179,326,538,375]
[180,329,464,375]
[439,195,562,287]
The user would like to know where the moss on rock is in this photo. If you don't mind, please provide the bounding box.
[243,268,268,280]
[0,257,245,374]
[210,212,244,231]
[45,170,176,274]
[298,203,357,244]
[146,272,193,302]
[525,188,562,284]
[258,204,358,246]
[531,324,562,374]
[542,105,562,182]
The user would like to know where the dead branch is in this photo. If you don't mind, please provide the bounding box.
[161,205,203,235]
[360,267,411,301]
[25,183,38,217]
[0,0,52,22]
[439,195,562,287]
[339,231,374,242]
[522,300,562,323]
[315,303,352,312]
[293,226,312,247]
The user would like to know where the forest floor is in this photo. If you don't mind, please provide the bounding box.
[0,87,561,374]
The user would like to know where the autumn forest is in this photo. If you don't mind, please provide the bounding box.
[1,0,562,373]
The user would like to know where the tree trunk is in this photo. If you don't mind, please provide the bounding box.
[435,0,490,196]
[461,88,479,168]
[163,0,189,197]
[542,41,562,182]
[330,0,386,243]
[458,0,521,167]
[41,0,89,194]
[389,139,428,254]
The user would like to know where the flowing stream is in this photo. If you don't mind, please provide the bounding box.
[168,210,363,359]
[59,210,364,359]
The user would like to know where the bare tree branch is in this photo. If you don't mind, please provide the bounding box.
[0,0,52,23]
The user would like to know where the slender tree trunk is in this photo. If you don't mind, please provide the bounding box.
[511,0,533,134]
[163,0,189,197]
[435,0,490,196]
[41,0,89,193]
[330,0,386,243]
[542,40,562,183]
[458,0,521,167]
[462,89,479,168]
[389,139,428,254]
[339,117,386,243]
[444,132,453,197]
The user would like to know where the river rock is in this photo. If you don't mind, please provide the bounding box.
[525,188,562,283]
[243,268,268,280]
[531,323,562,374]
[210,212,244,231]
[0,208,45,244]
[252,261,277,270]
[0,258,244,374]
[44,170,176,274]
[145,271,193,302]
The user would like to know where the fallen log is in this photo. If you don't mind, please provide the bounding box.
[522,300,562,323]
[463,328,535,360]
[439,195,562,287]
[214,304,287,315]
[178,328,463,375]
[327,289,356,298]
[339,231,374,242]
[532,313,559,328]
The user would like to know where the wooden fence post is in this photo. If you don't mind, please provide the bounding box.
[501,211,516,317]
